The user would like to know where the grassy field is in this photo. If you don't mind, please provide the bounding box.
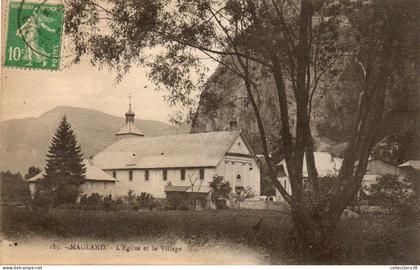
[1,206,419,264]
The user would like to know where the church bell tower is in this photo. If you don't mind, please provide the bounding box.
[115,93,144,139]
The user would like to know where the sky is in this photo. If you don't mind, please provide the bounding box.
[1,60,183,123]
[0,1,218,124]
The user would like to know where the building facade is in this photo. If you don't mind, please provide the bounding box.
[28,105,261,200]
[92,111,261,198]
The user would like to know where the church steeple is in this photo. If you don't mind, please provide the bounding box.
[115,93,144,139]
[125,93,135,123]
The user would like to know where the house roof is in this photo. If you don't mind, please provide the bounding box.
[399,160,420,171]
[26,172,43,182]
[26,160,118,182]
[93,130,244,169]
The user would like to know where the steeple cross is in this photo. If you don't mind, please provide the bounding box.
[128,92,132,109]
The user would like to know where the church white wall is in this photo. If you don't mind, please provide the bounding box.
[251,158,261,196]
[104,167,215,198]
[218,155,261,196]
[228,136,252,155]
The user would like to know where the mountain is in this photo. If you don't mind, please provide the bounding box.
[0,106,186,173]
[191,61,420,162]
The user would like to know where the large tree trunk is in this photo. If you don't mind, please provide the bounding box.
[290,205,343,264]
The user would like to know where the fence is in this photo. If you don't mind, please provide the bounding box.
[229,199,290,211]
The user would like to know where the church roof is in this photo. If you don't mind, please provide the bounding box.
[26,160,118,182]
[116,123,144,136]
[94,130,244,169]
[84,160,118,182]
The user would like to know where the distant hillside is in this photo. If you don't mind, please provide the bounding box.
[0,106,188,173]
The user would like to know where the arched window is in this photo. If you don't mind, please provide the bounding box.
[236,174,241,180]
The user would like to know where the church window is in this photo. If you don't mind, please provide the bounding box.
[199,168,205,180]
[112,171,116,178]
[163,169,167,181]
[145,169,149,181]
[129,171,133,181]
[181,169,185,180]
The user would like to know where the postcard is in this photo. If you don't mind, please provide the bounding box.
[1,0,419,266]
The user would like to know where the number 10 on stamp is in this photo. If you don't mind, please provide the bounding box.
[4,2,64,70]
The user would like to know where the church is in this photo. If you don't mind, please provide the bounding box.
[28,103,261,199]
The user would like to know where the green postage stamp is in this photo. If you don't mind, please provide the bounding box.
[4,1,64,70]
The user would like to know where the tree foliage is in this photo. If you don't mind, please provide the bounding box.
[368,174,417,218]
[24,166,42,180]
[64,0,418,262]
[38,116,86,206]
[0,171,31,204]
[209,175,232,201]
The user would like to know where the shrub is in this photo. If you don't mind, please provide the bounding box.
[1,171,31,205]
[103,194,113,211]
[127,190,136,204]
[368,174,416,219]
[31,189,53,212]
[209,175,231,208]
[231,186,255,209]
[136,192,154,209]
[79,195,88,205]
[86,193,103,206]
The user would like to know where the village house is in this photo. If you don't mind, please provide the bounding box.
[274,153,410,202]
[27,103,261,200]
[360,158,408,194]
[275,152,342,201]
[26,159,118,199]
[398,160,420,197]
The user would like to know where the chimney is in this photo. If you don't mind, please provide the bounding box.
[229,119,238,131]
[88,156,94,165]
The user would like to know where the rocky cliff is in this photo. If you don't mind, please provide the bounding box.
[191,61,419,163]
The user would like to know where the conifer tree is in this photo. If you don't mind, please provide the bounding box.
[40,115,86,205]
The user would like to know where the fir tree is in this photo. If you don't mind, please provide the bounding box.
[40,115,86,205]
